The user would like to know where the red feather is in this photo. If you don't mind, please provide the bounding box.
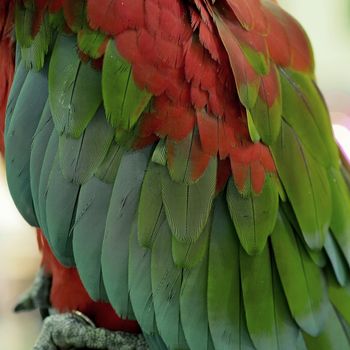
[190,134,211,180]
[213,9,260,108]
[197,110,219,156]
[37,231,140,332]
[251,161,266,193]
[87,0,144,35]
[226,0,267,32]
[263,1,314,72]
[48,0,64,12]
[216,158,231,193]
[258,62,280,107]
[0,1,14,155]
[230,143,276,193]
[140,95,195,141]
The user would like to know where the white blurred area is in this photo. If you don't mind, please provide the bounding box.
[0,158,41,349]
[280,0,350,161]
[279,0,350,113]
[0,1,349,349]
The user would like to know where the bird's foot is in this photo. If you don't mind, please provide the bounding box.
[33,311,148,350]
[14,267,51,314]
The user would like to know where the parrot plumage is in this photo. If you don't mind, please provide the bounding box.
[2,0,350,349]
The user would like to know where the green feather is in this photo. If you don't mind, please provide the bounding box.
[128,221,156,334]
[48,9,65,32]
[324,234,348,287]
[152,139,167,166]
[102,40,152,129]
[166,129,205,184]
[58,107,114,184]
[73,176,112,301]
[329,169,350,267]
[271,265,300,350]
[240,43,269,75]
[138,161,164,248]
[247,110,261,143]
[281,202,326,269]
[101,147,151,318]
[249,65,282,145]
[208,194,243,350]
[240,244,298,350]
[328,273,350,325]
[226,175,278,255]
[77,25,107,59]
[21,14,52,71]
[303,307,350,350]
[49,34,102,137]
[63,0,86,33]
[161,157,217,243]
[172,217,210,269]
[296,333,308,350]
[279,68,338,167]
[270,120,331,250]
[5,67,48,226]
[15,3,34,48]
[280,202,327,268]
[271,214,329,336]
[95,141,125,184]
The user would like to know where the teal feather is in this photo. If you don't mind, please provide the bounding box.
[180,241,210,350]
[58,107,114,184]
[5,66,49,226]
[208,195,253,350]
[30,101,53,225]
[128,221,156,334]
[37,130,59,238]
[101,147,152,318]
[5,59,28,139]
[73,176,113,301]
[151,219,189,350]
[46,155,79,267]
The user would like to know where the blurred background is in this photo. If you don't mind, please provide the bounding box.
[280,0,350,161]
[0,1,350,349]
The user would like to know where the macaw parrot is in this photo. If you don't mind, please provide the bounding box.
[2,0,350,349]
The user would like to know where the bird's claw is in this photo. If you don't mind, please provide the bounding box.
[14,267,51,314]
[32,312,148,350]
